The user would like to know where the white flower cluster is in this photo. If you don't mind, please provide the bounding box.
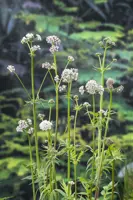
[31,45,41,52]
[79,80,104,95]
[7,65,15,73]
[83,102,91,108]
[61,68,78,83]
[54,75,60,83]
[46,35,61,54]
[85,80,104,95]
[38,113,45,120]
[59,85,67,92]
[79,86,85,95]
[16,119,33,134]
[42,62,51,69]
[39,120,52,131]
[49,45,59,54]
[46,35,61,46]
[21,33,42,44]
[68,56,74,62]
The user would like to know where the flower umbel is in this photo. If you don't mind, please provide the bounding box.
[7,65,15,73]
[39,120,52,131]
[61,68,78,83]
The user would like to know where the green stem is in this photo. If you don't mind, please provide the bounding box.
[53,53,59,148]
[28,135,36,200]
[36,70,49,98]
[90,95,95,200]
[67,82,72,196]
[95,46,107,199]
[74,110,78,200]
[14,73,31,100]
[31,55,40,169]
[109,146,115,200]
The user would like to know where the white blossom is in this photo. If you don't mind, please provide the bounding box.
[16,120,29,132]
[46,35,61,46]
[31,45,41,52]
[21,33,34,44]
[36,34,42,41]
[68,56,74,62]
[116,85,124,93]
[68,181,75,185]
[49,45,59,54]
[79,86,85,95]
[42,62,51,69]
[61,68,78,83]
[85,80,104,95]
[83,102,91,107]
[54,75,59,83]
[27,118,32,125]
[59,85,66,92]
[28,127,34,135]
[39,120,52,131]
[7,65,15,73]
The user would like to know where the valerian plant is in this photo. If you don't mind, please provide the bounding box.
[7,34,124,200]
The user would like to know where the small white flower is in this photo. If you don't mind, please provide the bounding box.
[61,68,78,83]
[97,84,104,95]
[79,86,85,95]
[68,56,74,62]
[28,127,34,134]
[36,34,42,41]
[49,45,59,54]
[83,102,91,107]
[16,120,29,132]
[59,85,66,92]
[39,120,52,131]
[116,85,124,93]
[31,45,41,52]
[27,118,32,125]
[7,65,15,73]
[54,75,59,83]
[42,62,51,69]
[68,181,75,185]
[98,109,108,116]
[16,126,23,132]
[46,35,61,46]
[21,33,34,44]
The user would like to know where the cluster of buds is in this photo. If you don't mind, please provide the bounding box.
[99,37,115,48]
[46,35,61,54]
[59,85,67,92]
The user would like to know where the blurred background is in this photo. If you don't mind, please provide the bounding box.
[1,0,133,199]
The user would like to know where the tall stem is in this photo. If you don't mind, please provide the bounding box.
[74,110,78,200]
[54,53,59,148]
[95,47,107,199]
[67,82,71,195]
[31,55,40,169]
[28,135,36,200]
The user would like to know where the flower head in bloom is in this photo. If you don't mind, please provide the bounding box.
[79,86,85,95]
[7,65,15,73]
[27,118,32,125]
[42,62,51,70]
[98,109,108,116]
[49,45,59,54]
[46,35,61,46]
[85,80,104,95]
[36,34,42,41]
[83,102,91,108]
[68,56,74,62]
[16,120,29,132]
[68,181,75,185]
[54,75,60,83]
[21,33,41,44]
[31,45,41,52]
[39,120,52,131]
[59,85,66,92]
[61,68,78,83]
[28,127,34,135]
[106,78,114,89]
